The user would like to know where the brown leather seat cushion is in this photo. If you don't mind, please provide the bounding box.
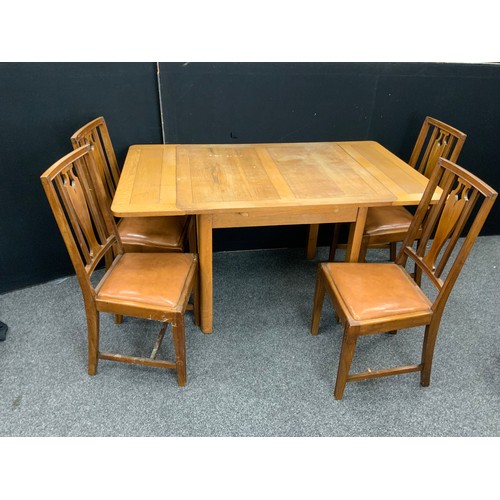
[118,216,189,250]
[97,253,196,310]
[364,206,413,236]
[322,262,432,321]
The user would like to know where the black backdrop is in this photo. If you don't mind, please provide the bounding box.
[1,62,499,294]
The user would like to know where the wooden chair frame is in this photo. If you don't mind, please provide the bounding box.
[70,117,121,202]
[326,116,467,262]
[70,116,196,254]
[311,157,497,399]
[40,145,199,385]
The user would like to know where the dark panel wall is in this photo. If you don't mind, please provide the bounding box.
[1,62,499,294]
[159,62,500,251]
[0,63,162,293]
[161,63,378,144]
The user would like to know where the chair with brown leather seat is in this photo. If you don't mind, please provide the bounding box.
[40,144,199,386]
[311,157,497,399]
[71,116,196,254]
[328,116,467,262]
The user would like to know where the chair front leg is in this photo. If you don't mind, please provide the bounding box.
[172,316,187,387]
[334,328,358,400]
[311,268,326,336]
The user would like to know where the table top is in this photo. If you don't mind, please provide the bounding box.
[111,141,432,217]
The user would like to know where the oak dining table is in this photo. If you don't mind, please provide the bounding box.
[111,140,436,334]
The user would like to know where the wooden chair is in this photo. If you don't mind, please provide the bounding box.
[40,145,199,386]
[71,116,196,254]
[311,157,497,399]
[327,116,467,262]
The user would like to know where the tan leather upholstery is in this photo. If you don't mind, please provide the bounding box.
[321,262,431,321]
[97,253,197,311]
[118,216,189,252]
[363,206,413,236]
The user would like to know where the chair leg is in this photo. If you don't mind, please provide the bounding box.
[188,216,197,253]
[311,269,326,336]
[114,314,123,324]
[328,224,341,261]
[414,264,422,287]
[306,224,319,260]
[172,316,187,387]
[193,271,200,327]
[420,323,439,387]
[358,237,369,263]
[334,329,358,400]
[389,242,397,261]
[86,310,100,376]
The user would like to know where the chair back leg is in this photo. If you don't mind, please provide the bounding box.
[306,224,320,259]
[328,224,341,261]
[420,322,440,387]
[86,309,100,376]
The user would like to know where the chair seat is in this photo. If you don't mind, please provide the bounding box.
[321,262,432,321]
[364,206,413,236]
[118,216,189,251]
[96,253,196,311]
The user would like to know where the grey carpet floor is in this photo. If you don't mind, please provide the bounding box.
[0,236,499,436]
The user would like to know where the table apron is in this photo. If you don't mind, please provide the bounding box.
[211,207,358,229]
[212,207,358,228]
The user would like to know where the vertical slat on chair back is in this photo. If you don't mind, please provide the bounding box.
[409,116,467,178]
[40,145,122,288]
[71,117,121,205]
[397,158,497,312]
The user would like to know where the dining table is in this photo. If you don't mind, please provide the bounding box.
[111,140,437,334]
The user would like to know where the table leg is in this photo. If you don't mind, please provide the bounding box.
[197,214,213,334]
[345,207,367,262]
[305,224,319,260]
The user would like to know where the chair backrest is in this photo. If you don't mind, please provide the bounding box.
[70,117,120,205]
[396,157,497,316]
[409,116,467,178]
[40,145,123,301]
